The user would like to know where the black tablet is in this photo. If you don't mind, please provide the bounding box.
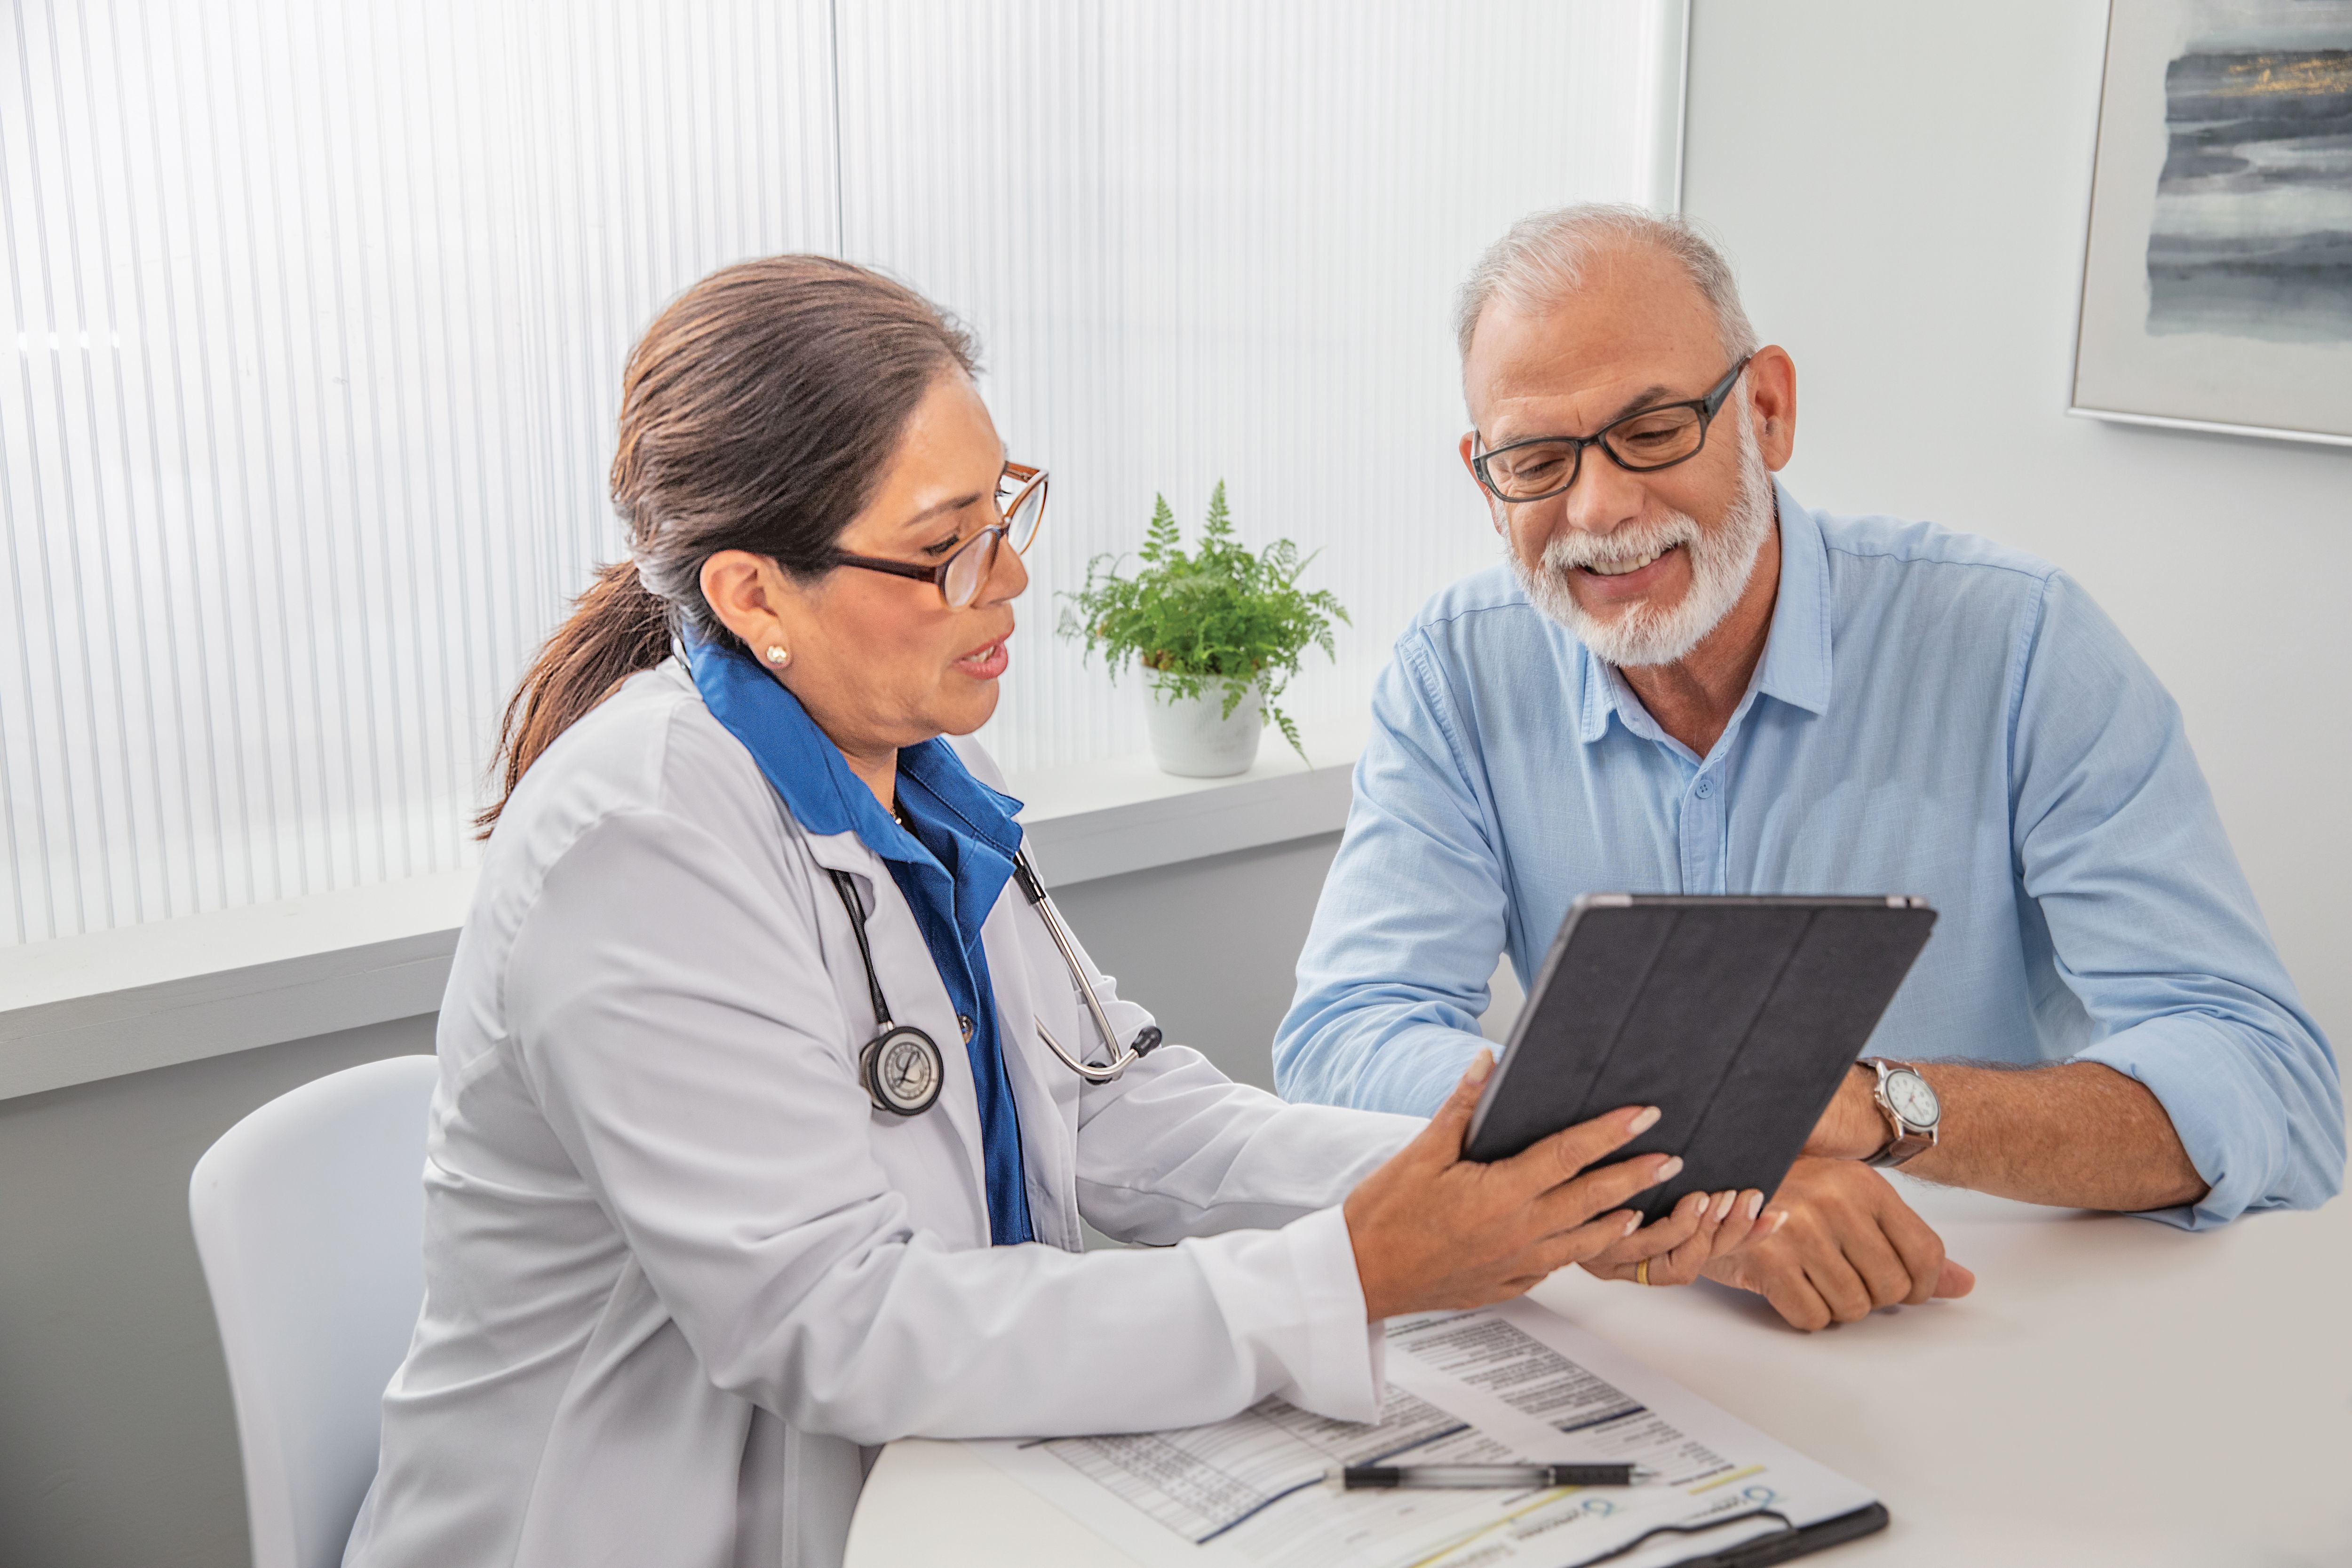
[1463,894,1937,1221]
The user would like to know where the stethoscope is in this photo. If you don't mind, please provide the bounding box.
[824,848,1163,1116]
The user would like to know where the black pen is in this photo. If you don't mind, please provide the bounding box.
[1328,1463,1653,1490]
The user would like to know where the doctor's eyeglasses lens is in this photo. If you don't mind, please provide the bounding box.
[936,464,1046,607]
[999,462,1047,554]
[829,462,1049,609]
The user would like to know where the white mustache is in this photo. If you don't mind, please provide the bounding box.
[1541,513,1701,573]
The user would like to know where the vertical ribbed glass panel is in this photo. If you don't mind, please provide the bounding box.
[835,0,1677,773]
[3,0,1673,944]
[0,0,836,944]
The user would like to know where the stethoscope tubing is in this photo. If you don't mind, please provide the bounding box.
[826,868,897,1031]
[828,847,1158,1114]
[1009,850,1155,1082]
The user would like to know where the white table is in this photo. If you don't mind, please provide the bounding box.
[845,1179,2352,1566]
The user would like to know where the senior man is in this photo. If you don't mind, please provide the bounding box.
[1274,205,2342,1332]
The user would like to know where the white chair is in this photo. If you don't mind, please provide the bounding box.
[190,1054,440,1568]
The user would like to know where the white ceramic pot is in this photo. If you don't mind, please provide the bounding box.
[1143,676,1264,778]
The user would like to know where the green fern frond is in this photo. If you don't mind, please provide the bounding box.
[1201,481,1234,548]
[1141,494,1181,564]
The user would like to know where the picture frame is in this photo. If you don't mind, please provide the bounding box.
[2070,0,2352,448]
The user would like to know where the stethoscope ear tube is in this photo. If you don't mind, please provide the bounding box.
[1012,850,1161,1083]
[1033,1019,1162,1084]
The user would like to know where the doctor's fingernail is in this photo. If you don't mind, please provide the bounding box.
[1629,1106,1662,1135]
[1653,1156,1684,1183]
[1710,1190,1736,1222]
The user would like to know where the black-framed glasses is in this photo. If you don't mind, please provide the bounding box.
[1470,356,1752,504]
[828,462,1048,609]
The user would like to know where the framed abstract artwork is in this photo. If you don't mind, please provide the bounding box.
[2072,0,2352,446]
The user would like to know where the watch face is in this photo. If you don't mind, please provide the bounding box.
[1884,1068,1939,1128]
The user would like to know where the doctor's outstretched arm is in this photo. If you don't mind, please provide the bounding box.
[509,805,1722,1448]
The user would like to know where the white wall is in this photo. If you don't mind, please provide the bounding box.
[0,1014,436,1568]
[1683,0,2351,1048]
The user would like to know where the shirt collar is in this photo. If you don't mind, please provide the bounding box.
[1573,478,1832,744]
[1751,479,1832,717]
[682,632,1025,874]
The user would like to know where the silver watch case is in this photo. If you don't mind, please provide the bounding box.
[1861,1058,1939,1169]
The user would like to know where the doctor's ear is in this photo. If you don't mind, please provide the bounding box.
[699,550,803,657]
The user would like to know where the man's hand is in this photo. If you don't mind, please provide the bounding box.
[1701,1157,1975,1331]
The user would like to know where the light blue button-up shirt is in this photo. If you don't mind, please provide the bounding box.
[1274,483,2342,1228]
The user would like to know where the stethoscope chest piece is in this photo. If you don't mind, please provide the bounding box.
[826,846,1160,1121]
[828,867,948,1117]
[860,1024,944,1117]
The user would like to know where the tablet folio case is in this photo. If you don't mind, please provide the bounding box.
[1463,896,1937,1222]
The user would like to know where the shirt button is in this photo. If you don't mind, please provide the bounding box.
[1695,776,1714,800]
[958,1014,975,1042]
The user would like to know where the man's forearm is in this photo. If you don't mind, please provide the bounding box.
[1810,1061,2209,1212]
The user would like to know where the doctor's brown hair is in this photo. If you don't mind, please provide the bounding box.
[477,256,978,832]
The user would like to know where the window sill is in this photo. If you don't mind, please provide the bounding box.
[0,724,1364,1101]
[1001,717,1362,886]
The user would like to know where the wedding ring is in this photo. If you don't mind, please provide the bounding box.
[1636,1258,1651,1287]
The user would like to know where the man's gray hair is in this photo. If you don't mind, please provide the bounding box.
[1453,204,1760,364]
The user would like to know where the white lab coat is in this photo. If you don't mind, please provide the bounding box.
[344,660,1421,1568]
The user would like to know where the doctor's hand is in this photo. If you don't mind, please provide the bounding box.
[1576,1184,1777,1289]
[1698,1156,1976,1331]
[1343,1050,1683,1321]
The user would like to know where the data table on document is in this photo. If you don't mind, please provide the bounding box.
[969,1299,1874,1568]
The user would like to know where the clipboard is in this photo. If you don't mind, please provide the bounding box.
[1624,1500,1890,1565]
[1463,894,1937,1221]
[969,1296,1891,1567]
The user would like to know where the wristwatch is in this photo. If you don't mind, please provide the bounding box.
[1859,1058,1940,1168]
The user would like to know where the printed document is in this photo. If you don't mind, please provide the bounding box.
[968,1299,1878,1568]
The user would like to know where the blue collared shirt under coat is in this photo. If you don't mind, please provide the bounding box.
[688,635,1035,1244]
[1273,482,2342,1228]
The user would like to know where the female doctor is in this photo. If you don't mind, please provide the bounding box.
[344,257,1766,1568]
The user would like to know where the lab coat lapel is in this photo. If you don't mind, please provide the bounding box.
[980,885,1082,1251]
[799,828,991,1236]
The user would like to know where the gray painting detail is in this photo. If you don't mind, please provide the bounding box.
[2146,46,2352,341]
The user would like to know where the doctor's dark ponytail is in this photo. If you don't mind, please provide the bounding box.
[479,257,979,832]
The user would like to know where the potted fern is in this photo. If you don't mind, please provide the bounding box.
[1059,482,1347,777]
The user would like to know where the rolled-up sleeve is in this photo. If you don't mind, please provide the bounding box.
[2010,573,2343,1226]
[1274,633,1507,1116]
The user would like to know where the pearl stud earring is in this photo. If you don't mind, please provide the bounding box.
[765,645,790,667]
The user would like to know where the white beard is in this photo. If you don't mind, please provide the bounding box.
[1509,405,1775,669]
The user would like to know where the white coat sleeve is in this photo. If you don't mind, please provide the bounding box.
[1075,1045,1422,1240]
[504,805,1399,1444]
[1033,910,1423,1242]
